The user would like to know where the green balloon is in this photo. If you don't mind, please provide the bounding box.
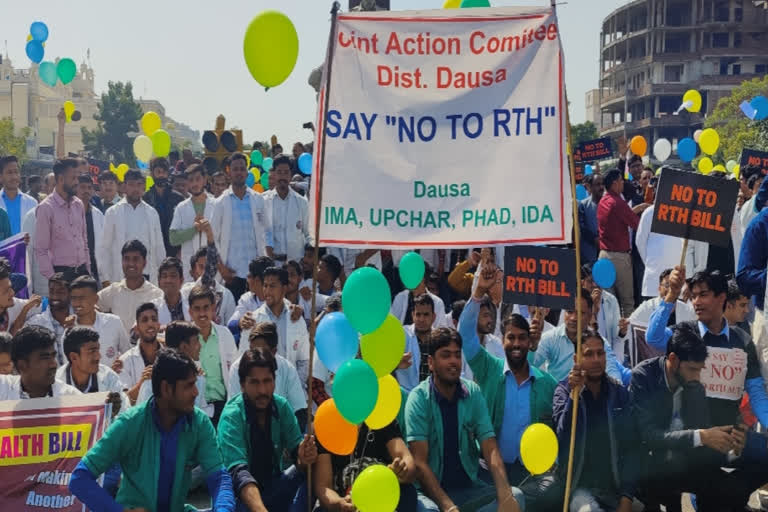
[57,58,77,85]
[461,0,490,5]
[250,150,263,167]
[398,251,425,290]
[151,129,171,157]
[333,359,379,424]
[342,267,391,334]
[361,314,406,378]
[39,61,57,87]
[260,171,270,189]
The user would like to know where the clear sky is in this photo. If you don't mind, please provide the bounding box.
[2,0,628,147]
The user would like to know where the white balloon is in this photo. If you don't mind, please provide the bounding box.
[653,138,672,163]
[694,129,703,143]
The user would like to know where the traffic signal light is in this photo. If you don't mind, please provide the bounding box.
[202,114,243,174]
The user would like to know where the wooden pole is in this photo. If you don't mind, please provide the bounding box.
[553,2,584,510]
[306,3,341,510]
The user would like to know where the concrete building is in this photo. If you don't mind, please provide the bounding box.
[599,0,768,151]
[585,89,604,126]
[0,54,200,165]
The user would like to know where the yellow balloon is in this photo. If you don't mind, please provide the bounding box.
[698,157,714,174]
[243,11,299,88]
[699,128,720,155]
[683,89,702,113]
[734,164,741,179]
[63,100,76,123]
[520,423,558,475]
[141,111,162,136]
[145,175,154,192]
[365,376,402,430]
[109,162,117,173]
[252,169,261,181]
[26,34,32,42]
[443,0,462,7]
[115,163,129,182]
[713,164,726,173]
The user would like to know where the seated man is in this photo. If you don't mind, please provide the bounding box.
[218,348,317,512]
[630,323,762,510]
[69,349,235,511]
[26,272,73,364]
[227,322,307,430]
[227,256,272,345]
[396,293,437,392]
[580,262,628,364]
[182,243,235,325]
[119,302,162,404]
[405,327,523,512]
[68,276,131,370]
[553,328,637,512]
[156,257,190,324]
[0,332,11,375]
[137,321,212,417]
[0,325,80,399]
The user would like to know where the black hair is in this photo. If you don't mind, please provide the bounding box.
[748,173,763,189]
[603,169,623,189]
[185,163,205,179]
[284,260,302,279]
[413,293,435,313]
[659,268,673,284]
[123,169,144,183]
[165,321,200,349]
[190,246,208,271]
[77,174,93,185]
[248,322,279,350]
[477,295,497,323]
[151,349,198,397]
[28,175,42,185]
[428,327,462,356]
[575,288,593,311]
[158,257,183,278]
[628,155,643,166]
[248,256,275,281]
[122,240,147,259]
[451,300,466,323]
[69,275,99,293]
[501,313,530,335]
[668,323,709,361]
[150,157,170,172]
[320,254,342,280]
[0,155,18,173]
[238,347,277,382]
[741,164,761,181]
[325,295,341,312]
[580,327,605,350]
[98,170,117,183]
[0,257,9,281]
[726,279,746,303]
[188,284,215,306]
[49,272,69,287]
[263,266,289,286]
[53,158,79,177]
[0,332,12,354]
[230,152,247,164]
[580,262,593,278]
[11,325,56,364]
[63,327,100,363]
[136,302,158,321]
[272,154,292,170]
[687,270,728,303]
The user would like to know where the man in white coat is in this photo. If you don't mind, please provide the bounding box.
[391,278,449,329]
[168,164,217,281]
[210,152,270,301]
[22,207,47,295]
[98,170,165,286]
[262,155,311,264]
[76,174,104,284]
[0,155,38,236]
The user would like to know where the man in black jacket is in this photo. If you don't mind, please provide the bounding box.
[144,157,184,258]
[630,323,758,511]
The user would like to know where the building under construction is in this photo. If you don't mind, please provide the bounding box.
[598,0,768,151]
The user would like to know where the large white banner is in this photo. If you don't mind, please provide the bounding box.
[311,7,571,249]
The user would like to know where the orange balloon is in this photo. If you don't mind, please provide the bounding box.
[630,135,647,156]
[252,183,265,193]
[314,399,358,455]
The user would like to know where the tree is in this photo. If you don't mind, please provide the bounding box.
[81,81,143,164]
[0,118,30,161]
[570,121,599,147]
[704,75,768,163]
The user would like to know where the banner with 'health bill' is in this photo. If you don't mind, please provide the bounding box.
[0,393,111,511]
[311,7,571,248]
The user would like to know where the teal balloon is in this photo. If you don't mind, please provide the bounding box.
[461,0,491,6]
[342,267,391,334]
[316,312,360,372]
[39,62,57,86]
[333,359,379,424]
[250,150,263,167]
[398,252,425,290]
[57,58,77,85]
[263,157,273,171]
[260,171,269,189]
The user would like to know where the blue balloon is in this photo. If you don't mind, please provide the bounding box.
[575,184,588,201]
[584,164,593,176]
[136,160,148,170]
[298,152,313,175]
[677,137,697,163]
[30,21,49,42]
[316,312,360,373]
[25,40,44,64]
[592,258,616,289]
[246,172,255,187]
[751,95,768,121]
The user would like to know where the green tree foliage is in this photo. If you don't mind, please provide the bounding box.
[0,118,30,161]
[81,81,143,164]
[570,121,599,147]
[704,75,768,163]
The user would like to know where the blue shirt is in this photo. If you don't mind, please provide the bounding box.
[737,207,768,310]
[395,325,421,392]
[578,196,600,262]
[3,190,21,235]
[151,401,186,512]
[498,364,532,464]
[227,194,258,278]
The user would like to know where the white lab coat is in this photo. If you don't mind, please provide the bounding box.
[391,289,449,328]
[0,189,38,226]
[181,280,235,327]
[22,207,48,295]
[210,187,269,277]
[169,194,216,281]
[55,364,130,415]
[154,296,191,325]
[262,188,310,262]
[0,374,80,400]
[99,199,165,284]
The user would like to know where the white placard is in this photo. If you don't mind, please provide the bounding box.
[701,347,748,400]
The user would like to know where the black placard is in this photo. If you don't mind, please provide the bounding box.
[739,148,768,177]
[503,246,576,310]
[650,169,738,247]
[573,137,612,163]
